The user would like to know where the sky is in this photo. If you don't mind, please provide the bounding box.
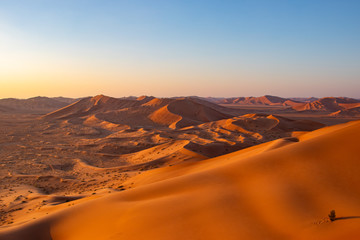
[0,0,359,98]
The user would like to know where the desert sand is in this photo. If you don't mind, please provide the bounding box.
[1,118,360,239]
[0,95,359,240]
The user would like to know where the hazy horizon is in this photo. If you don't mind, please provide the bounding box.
[1,0,359,98]
[0,93,360,100]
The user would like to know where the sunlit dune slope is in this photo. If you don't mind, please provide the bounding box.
[1,120,360,240]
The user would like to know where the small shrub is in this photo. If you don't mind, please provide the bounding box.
[328,210,336,221]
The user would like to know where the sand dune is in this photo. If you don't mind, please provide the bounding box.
[1,120,359,240]
[61,112,325,162]
[0,102,327,229]
[180,113,324,157]
[289,97,319,103]
[208,96,360,118]
[241,95,288,105]
[215,95,294,105]
[330,106,360,118]
[43,95,238,129]
[149,98,231,129]
[0,97,77,113]
[209,95,306,108]
[292,97,360,112]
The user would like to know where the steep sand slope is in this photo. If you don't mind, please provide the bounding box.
[1,121,360,240]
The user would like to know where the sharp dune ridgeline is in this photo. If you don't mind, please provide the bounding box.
[1,120,360,240]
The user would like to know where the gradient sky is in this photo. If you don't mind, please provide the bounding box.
[1,0,359,98]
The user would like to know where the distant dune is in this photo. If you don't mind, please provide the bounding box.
[289,97,319,102]
[209,95,308,109]
[203,96,312,104]
[209,96,360,116]
[0,97,78,113]
[41,95,325,159]
[330,106,360,118]
[292,97,360,112]
[52,97,80,104]
[1,120,360,240]
[213,95,360,115]
[2,95,359,117]
[213,95,295,105]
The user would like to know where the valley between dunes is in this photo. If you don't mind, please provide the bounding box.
[1,119,360,239]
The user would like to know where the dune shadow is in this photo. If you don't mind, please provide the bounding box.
[335,216,360,221]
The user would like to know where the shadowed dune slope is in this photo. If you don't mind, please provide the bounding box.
[1,120,360,240]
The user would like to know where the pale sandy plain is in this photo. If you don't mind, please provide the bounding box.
[0,95,359,240]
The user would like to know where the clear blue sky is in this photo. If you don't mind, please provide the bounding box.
[0,0,359,98]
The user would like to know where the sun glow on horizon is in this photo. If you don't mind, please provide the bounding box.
[1,0,359,99]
